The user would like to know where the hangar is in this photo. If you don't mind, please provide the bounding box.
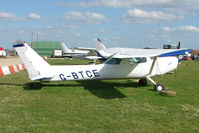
[31,41,62,57]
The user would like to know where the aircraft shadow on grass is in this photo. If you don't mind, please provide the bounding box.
[23,82,80,90]
[77,80,127,99]
[22,80,146,99]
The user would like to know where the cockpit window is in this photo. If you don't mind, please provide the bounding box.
[129,57,147,64]
[105,58,121,65]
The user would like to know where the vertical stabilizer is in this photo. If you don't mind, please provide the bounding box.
[94,38,106,52]
[13,43,53,81]
[61,42,72,53]
[94,38,110,59]
[178,42,180,49]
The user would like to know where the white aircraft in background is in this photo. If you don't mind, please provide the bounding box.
[61,42,89,57]
[14,42,193,92]
[61,42,101,61]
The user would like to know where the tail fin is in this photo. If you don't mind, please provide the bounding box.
[93,38,109,60]
[13,43,53,81]
[177,42,180,49]
[94,38,106,52]
[61,42,72,53]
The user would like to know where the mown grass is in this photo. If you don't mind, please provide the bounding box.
[0,59,199,132]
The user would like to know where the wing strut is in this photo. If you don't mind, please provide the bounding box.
[146,76,156,85]
[147,56,157,77]
[146,56,157,85]
[145,56,166,91]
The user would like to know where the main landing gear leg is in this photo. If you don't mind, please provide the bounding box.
[146,76,165,92]
[139,78,148,86]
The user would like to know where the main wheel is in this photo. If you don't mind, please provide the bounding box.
[154,83,165,92]
[139,78,147,86]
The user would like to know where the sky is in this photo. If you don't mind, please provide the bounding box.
[0,0,199,49]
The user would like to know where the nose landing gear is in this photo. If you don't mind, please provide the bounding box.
[146,76,166,92]
[154,83,165,92]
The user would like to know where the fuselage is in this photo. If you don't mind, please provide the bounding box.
[48,56,179,81]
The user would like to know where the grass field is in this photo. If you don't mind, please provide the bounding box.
[0,59,199,132]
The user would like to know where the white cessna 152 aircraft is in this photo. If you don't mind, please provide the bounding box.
[13,42,193,92]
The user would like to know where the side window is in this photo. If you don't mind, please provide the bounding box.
[129,57,147,64]
[105,58,121,65]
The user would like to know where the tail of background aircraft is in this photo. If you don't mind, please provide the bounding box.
[61,42,72,53]
[178,42,180,49]
[94,38,110,59]
[95,38,106,52]
[13,43,53,81]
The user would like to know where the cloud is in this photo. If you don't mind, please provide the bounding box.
[71,32,82,38]
[60,11,107,24]
[163,26,177,32]
[163,25,199,33]
[67,25,79,29]
[57,0,199,15]
[57,1,89,7]
[56,0,199,9]
[46,26,52,29]
[0,12,24,21]
[157,25,199,40]
[57,0,172,8]
[123,8,183,23]
[0,12,43,21]
[27,13,41,20]
[0,12,15,18]
[179,25,199,32]
[19,30,24,35]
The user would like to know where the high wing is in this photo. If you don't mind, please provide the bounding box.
[94,38,193,59]
[109,48,193,58]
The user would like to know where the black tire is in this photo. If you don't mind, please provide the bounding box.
[154,83,165,92]
[139,78,147,86]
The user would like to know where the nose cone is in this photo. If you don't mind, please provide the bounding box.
[187,49,193,54]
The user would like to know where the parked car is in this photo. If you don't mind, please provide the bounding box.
[182,55,192,60]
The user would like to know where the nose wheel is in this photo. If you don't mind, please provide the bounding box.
[146,76,166,92]
[154,83,165,92]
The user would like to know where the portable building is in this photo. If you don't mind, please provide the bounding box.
[31,41,62,57]
[0,47,6,56]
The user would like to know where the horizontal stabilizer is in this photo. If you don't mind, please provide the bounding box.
[31,75,53,81]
